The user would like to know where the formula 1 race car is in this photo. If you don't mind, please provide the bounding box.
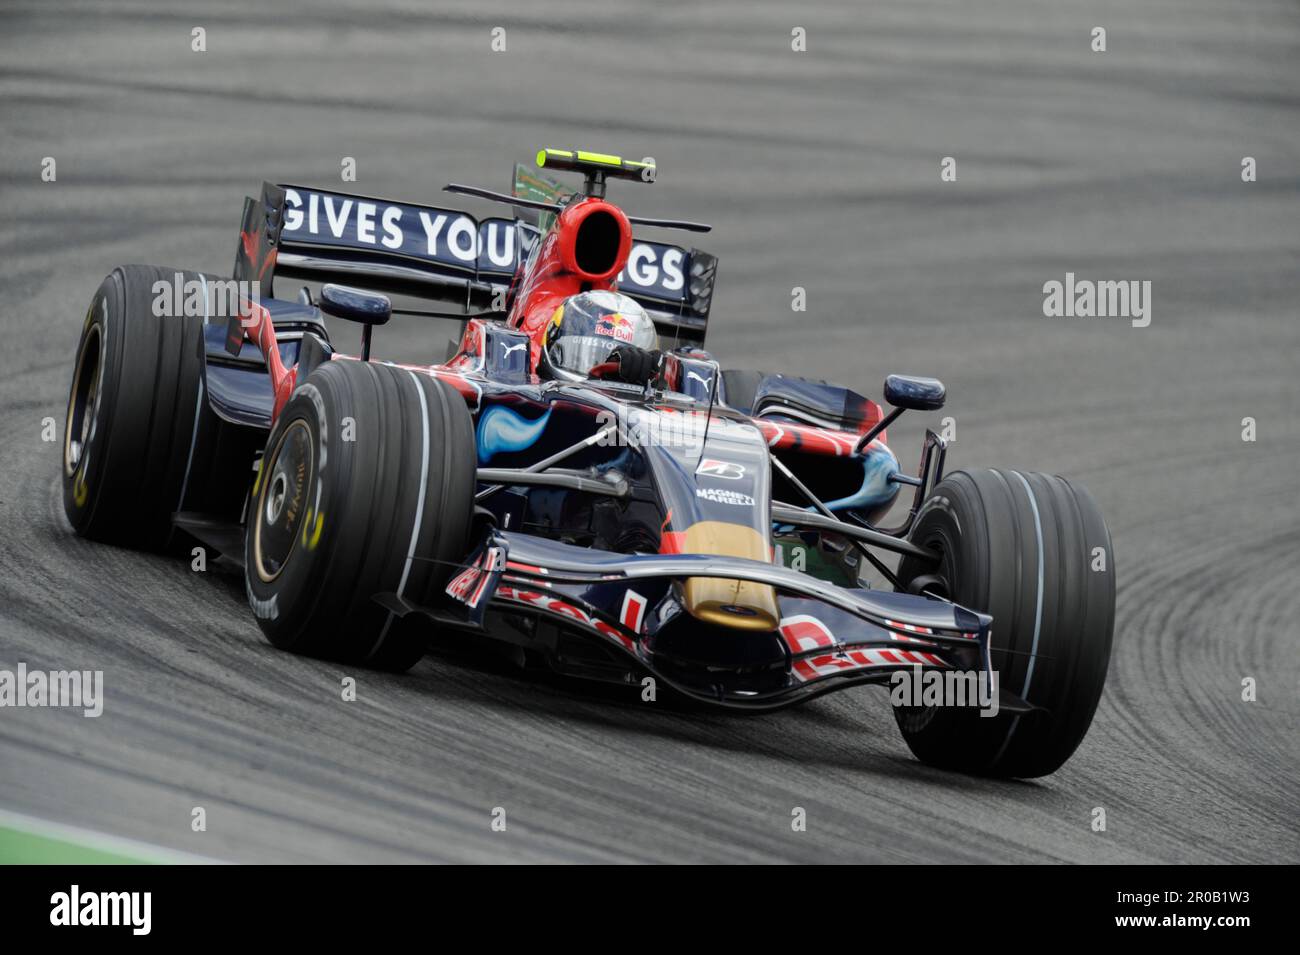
[61,149,1115,778]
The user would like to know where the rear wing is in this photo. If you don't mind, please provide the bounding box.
[264,182,717,345]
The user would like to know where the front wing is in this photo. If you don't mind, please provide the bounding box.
[383,531,1029,713]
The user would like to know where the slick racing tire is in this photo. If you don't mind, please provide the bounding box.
[245,359,477,672]
[894,469,1115,778]
[62,265,248,551]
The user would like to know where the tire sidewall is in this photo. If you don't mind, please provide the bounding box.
[895,483,1011,757]
[244,374,349,650]
[62,274,125,532]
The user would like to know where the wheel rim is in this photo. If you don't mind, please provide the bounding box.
[253,419,315,583]
[65,323,102,479]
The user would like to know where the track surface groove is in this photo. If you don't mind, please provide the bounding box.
[0,0,1296,863]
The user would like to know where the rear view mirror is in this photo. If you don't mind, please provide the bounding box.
[319,284,392,326]
[883,374,946,411]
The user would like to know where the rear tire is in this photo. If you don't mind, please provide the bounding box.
[62,265,239,551]
[894,469,1115,778]
[244,360,477,671]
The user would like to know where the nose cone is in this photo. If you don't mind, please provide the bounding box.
[677,521,780,632]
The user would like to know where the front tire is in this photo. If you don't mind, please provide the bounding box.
[244,359,477,671]
[894,469,1115,778]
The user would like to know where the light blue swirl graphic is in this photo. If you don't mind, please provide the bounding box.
[476,405,553,464]
[824,445,901,512]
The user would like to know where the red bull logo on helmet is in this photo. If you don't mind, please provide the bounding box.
[595,312,635,343]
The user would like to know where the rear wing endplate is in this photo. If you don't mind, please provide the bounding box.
[226,181,285,354]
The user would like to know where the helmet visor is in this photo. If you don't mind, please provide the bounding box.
[547,335,619,377]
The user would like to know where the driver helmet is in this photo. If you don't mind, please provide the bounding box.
[543,290,658,381]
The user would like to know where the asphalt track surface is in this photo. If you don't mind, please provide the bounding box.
[1,0,1297,864]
